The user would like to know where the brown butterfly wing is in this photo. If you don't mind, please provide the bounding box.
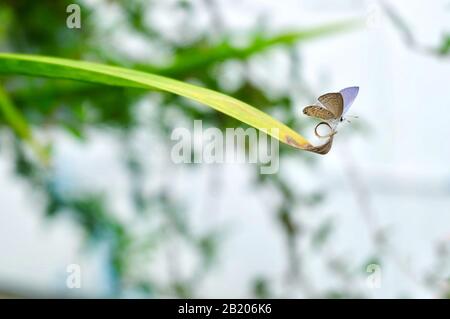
[302,105,336,120]
[318,93,343,119]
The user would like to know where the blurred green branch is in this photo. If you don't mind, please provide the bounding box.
[0,53,319,151]
[381,1,450,57]
[0,85,48,162]
[139,20,364,76]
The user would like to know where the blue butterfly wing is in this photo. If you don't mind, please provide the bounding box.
[340,86,359,115]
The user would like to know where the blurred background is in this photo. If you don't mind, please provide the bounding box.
[0,0,449,298]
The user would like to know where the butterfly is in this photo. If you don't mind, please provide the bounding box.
[303,86,359,124]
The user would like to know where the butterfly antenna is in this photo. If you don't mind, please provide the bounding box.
[343,114,358,124]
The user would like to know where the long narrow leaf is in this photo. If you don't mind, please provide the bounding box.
[0,53,326,152]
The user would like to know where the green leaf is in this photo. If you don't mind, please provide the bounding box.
[0,85,32,141]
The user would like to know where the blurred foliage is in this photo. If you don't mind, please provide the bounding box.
[0,0,448,299]
[382,1,450,58]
